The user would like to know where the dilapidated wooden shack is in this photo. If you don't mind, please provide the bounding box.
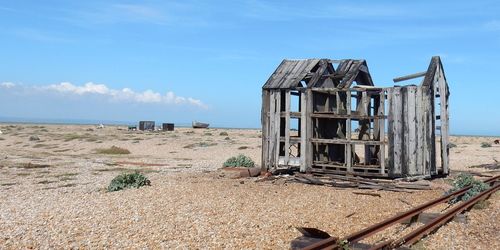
[261,56,449,178]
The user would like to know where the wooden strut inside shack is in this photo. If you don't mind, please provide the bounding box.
[261,56,450,178]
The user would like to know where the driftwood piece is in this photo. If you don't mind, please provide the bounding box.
[352,192,381,197]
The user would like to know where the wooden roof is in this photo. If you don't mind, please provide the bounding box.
[262,58,374,89]
[262,59,322,89]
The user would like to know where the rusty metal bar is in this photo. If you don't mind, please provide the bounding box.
[301,175,499,250]
[390,182,500,248]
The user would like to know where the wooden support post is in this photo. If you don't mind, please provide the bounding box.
[336,92,341,114]
[274,90,282,168]
[300,91,307,172]
[284,90,291,166]
[305,89,313,171]
[390,87,403,177]
[438,66,449,175]
[268,91,276,170]
[405,86,418,175]
[379,90,386,174]
[416,87,425,176]
[261,90,270,172]
[346,90,352,173]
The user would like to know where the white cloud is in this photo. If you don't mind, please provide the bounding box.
[0,82,16,88]
[33,82,207,109]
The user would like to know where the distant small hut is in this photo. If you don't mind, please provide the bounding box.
[139,121,155,131]
[261,57,450,178]
[162,123,174,131]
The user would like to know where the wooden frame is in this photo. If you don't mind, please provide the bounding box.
[261,57,450,179]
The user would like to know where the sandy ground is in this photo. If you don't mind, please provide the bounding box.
[0,123,498,249]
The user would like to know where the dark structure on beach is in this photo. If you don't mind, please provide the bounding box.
[139,121,155,131]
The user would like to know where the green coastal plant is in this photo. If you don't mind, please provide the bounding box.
[107,172,151,192]
[446,173,489,204]
[223,154,255,168]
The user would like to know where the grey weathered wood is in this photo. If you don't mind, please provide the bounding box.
[393,71,427,83]
[438,66,449,174]
[274,90,282,168]
[416,86,425,176]
[405,86,418,175]
[346,90,352,172]
[268,91,276,170]
[305,89,314,171]
[261,90,270,172]
[261,56,449,179]
[390,87,403,177]
[284,90,291,165]
[300,91,307,172]
[379,90,386,174]
[311,138,385,145]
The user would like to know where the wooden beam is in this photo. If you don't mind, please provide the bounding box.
[300,91,307,172]
[284,90,291,166]
[346,91,352,173]
[438,66,450,175]
[305,89,314,171]
[274,90,281,169]
[261,90,270,172]
[268,91,276,170]
[379,90,386,174]
[393,71,427,83]
[389,87,403,177]
[311,138,386,145]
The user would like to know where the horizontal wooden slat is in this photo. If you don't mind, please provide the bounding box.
[311,138,386,145]
[311,113,387,119]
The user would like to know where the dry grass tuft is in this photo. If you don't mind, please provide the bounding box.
[96,146,131,155]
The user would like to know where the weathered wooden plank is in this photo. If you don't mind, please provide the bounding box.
[390,87,403,177]
[300,91,307,172]
[406,86,418,175]
[393,71,427,83]
[284,90,291,165]
[336,92,341,114]
[311,138,386,145]
[305,89,314,171]
[274,90,282,168]
[416,86,425,176]
[438,66,449,174]
[268,91,276,170]
[261,90,270,172]
[379,90,386,174]
[346,90,352,172]
[310,113,386,119]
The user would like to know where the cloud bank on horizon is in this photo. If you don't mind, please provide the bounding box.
[0,81,207,109]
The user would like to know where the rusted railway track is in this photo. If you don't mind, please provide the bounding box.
[302,175,500,250]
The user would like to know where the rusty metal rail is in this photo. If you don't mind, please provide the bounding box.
[302,175,500,250]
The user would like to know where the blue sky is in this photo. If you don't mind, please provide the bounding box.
[0,1,499,135]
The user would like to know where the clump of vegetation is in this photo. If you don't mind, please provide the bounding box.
[238,146,249,150]
[204,132,213,136]
[224,137,231,140]
[107,172,151,192]
[183,142,217,149]
[446,173,489,204]
[29,135,40,141]
[96,146,131,154]
[17,163,51,169]
[448,143,457,148]
[219,131,228,136]
[63,133,83,141]
[480,142,491,148]
[223,154,255,168]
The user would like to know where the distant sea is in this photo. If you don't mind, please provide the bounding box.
[0,116,260,130]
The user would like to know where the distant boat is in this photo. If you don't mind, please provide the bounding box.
[192,121,209,128]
